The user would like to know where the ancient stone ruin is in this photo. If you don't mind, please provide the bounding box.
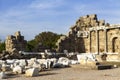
[5,31,27,53]
[56,14,120,56]
[0,31,27,59]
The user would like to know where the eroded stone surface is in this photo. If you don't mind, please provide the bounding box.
[13,66,23,74]
[56,14,120,56]
[25,68,39,77]
[5,31,27,53]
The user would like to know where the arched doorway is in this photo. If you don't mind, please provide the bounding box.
[112,37,120,53]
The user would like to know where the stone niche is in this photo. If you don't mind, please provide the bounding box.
[5,31,27,53]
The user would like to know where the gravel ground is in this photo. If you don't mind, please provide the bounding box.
[4,64,120,80]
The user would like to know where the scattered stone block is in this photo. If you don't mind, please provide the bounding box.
[27,58,37,67]
[25,68,39,77]
[40,64,46,71]
[1,64,11,71]
[0,72,7,79]
[77,53,100,68]
[32,61,41,71]
[70,60,79,65]
[58,57,70,67]
[13,66,23,74]
[19,59,27,68]
[6,59,15,65]
[53,63,64,68]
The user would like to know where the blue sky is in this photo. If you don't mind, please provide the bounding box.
[0,0,120,40]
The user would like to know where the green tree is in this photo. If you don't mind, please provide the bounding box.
[0,41,5,53]
[26,39,37,52]
[26,31,62,52]
[35,31,62,51]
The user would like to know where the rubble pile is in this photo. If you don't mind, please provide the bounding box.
[5,31,27,53]
[0,31,27,59]
[0,57,78,79]
[77,53,99,68]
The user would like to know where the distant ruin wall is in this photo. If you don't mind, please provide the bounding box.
[5,31,27,53]
[56,14,120,54]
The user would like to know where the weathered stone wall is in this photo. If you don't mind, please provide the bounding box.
[99,30,105,53]
[90,31,96,53]
[107,29,120,53]
[56,14,120,54]
[5,31,27,53]
[89,28,120,54]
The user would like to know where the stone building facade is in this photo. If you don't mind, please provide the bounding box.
[5,31,27,53]
[56,14,120,54]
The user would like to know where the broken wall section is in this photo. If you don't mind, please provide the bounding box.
[5,31,27,53]
[56,14,107,53]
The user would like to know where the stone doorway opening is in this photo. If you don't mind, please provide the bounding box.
[112,37,120,53]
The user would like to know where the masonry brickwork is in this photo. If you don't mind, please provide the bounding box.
[5,31,27,53]
[56,14,120,54]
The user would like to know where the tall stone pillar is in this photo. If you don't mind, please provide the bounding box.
[104,29,107,53]
[89,31,91,53]
[96,30,99,54]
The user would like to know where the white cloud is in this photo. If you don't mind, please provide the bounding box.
[1,0,120,40]
[29,0,64,9]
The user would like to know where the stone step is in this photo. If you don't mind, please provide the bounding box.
[96,65,112,70]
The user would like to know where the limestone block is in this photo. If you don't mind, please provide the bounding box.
[89,14,97,19]
[106,54,120,61]
[32,62,41,71]
[0,72,7,79]
[14,61,20,67]
[27,60,33,67]
[41,53,46,59]
[19,59,27,68]
[58,57,70,67]
[13,66,23,74]
[77,53,100,68]
[14,31,21,36]
[37,59,49,69]
[86,60,99,67]
[25,68,39,77]
[43,61,49,69]
[4,55,10,59]
[70,60,79,65]
[99,20,105,26]
[11,48,18,54]
[1,64,11,71]
[28,58,37,66]
[40,64,46,71]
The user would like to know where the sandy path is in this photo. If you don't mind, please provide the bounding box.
[5,65,120,80]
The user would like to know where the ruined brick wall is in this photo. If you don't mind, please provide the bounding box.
[107,29,120,53]
[98,30,105,53]
[56,14,101,53]
[89,28,120,54]
[5,31,27,53]
[56,14,120,54]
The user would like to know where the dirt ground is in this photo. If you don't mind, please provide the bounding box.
[5,64,120,80]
